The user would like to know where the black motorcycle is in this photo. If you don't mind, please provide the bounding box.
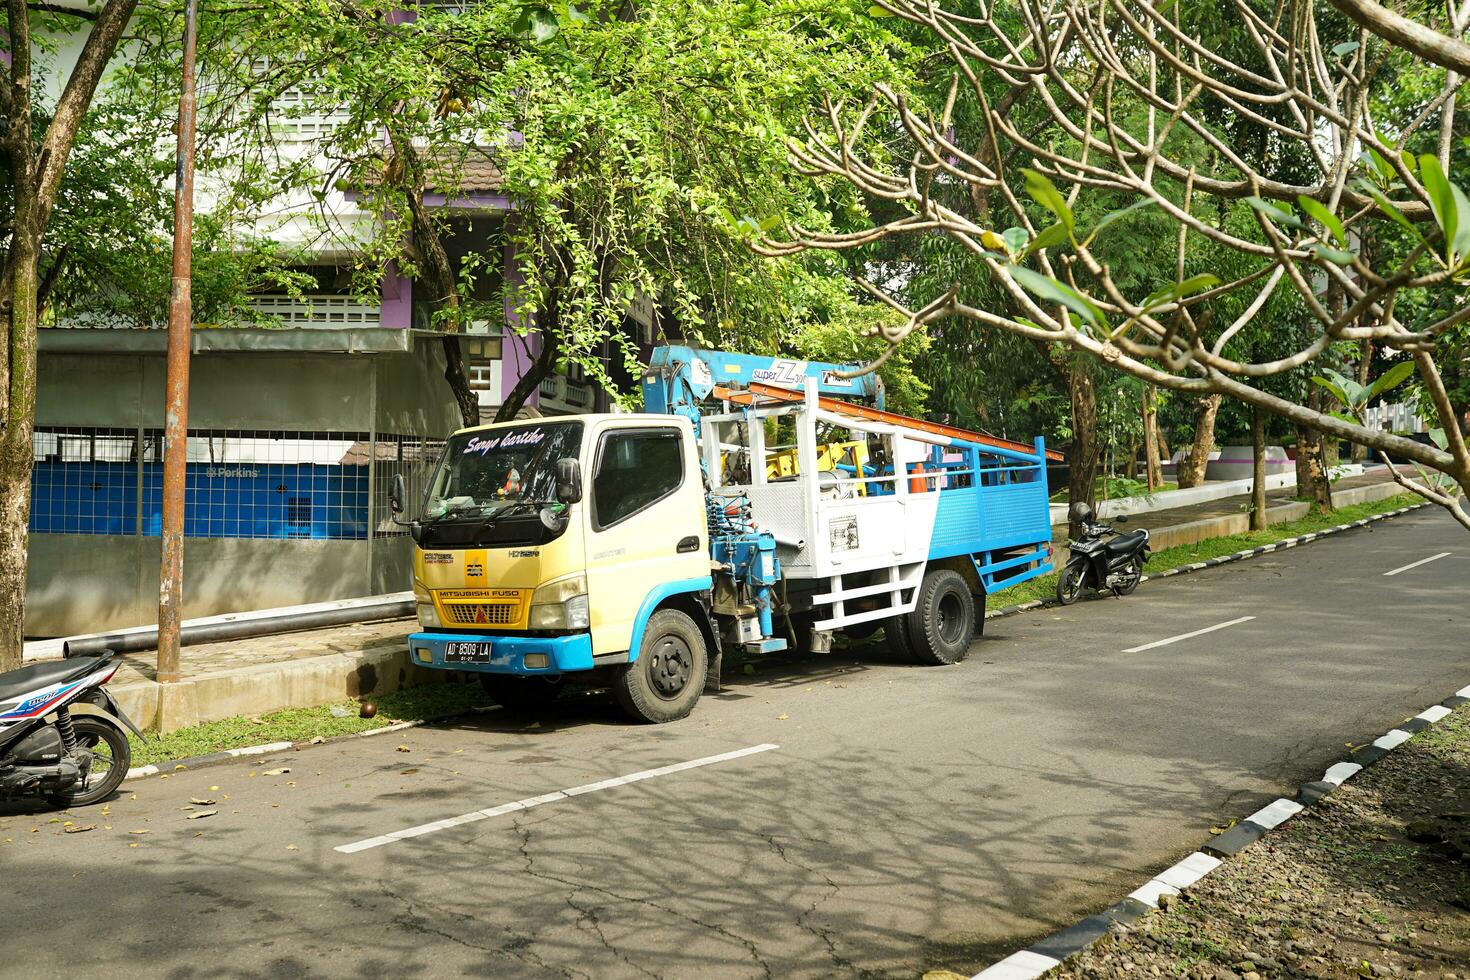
[1056,503,1151,605]
[0,650,143,808]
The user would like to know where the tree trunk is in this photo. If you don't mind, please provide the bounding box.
[1124,435,1139,480]
[1066,367,1101,537]
[1142,384,1162,491]
[0,236,41,671]
[1250,405,1268,531]
[442,336,479,429]
[1299,387,1335,513]
[0,0,138,670]
[1177,393,1221,488]
[389,133,480,429]
[496,319,560,422]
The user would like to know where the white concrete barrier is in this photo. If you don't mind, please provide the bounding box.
[1048,464,1369,525]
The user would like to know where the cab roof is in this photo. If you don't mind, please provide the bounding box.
[451,413,689,437]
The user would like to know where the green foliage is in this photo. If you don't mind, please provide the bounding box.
[201,0,912,405]
[1312,362,1417,414]
[786,299,932,418]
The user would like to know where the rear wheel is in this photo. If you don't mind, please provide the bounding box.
[479,674,565,710]
[1112,556,1143,596]
[614,609,707,723]
[47,715,129,808]
[906,569,976,666]
[1056,559,1088,605]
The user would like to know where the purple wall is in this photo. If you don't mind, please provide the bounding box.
[500,221,540,409]
[380,260,412,329]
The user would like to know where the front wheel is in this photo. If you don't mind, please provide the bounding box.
[47,715,130,808]
[1056,559,1088,605]
[1111,556,1143,597]
[614,609,708,723]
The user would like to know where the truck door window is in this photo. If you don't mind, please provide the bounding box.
[593,429,683,530]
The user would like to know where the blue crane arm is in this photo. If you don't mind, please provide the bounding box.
[642,345,884,425]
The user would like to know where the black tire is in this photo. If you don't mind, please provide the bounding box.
[906,569,976,666]
[47,715,129,808]
[614,609,707,723]
[1056,559,1088,605]
[479,674,565,710]
[883,613,916,661]
[1112,556,1143,596]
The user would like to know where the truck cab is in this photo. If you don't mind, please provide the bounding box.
[399,414,715,723]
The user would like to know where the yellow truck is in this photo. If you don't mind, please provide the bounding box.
[391,346,1057,723]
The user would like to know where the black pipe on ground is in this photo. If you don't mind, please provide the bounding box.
[62,597,416,659]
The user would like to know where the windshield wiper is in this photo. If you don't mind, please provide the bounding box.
[422,503,487,526]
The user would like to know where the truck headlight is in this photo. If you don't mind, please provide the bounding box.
[417,603,441,629]
[529,574,589,629]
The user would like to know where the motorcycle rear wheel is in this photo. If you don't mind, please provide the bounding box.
[1112,556,1143,596]
[1056,560,1088,605]
[47,716,130,808]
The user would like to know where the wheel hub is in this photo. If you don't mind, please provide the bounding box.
[648,637,692,699]
[937,592,965,644]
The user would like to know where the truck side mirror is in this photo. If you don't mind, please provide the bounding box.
[556,458,583,504]
[390,473,406,516]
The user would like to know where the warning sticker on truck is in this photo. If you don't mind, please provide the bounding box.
[829,515,859,552]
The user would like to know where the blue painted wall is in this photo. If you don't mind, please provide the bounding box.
[29,461,369,540]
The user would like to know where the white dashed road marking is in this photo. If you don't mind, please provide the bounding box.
[336,743,780,854]
[1383,551,1452,576]
[1122,616,1256,654]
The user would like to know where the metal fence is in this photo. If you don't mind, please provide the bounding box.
[368,435,446,539]
[29,427,444,542]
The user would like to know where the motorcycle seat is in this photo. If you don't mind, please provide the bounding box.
[0,657,106,704]
[1104,529,1148,557]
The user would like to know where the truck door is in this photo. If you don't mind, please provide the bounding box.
[584,425,707,656]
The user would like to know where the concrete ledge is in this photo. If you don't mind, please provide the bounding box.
[111,642,442,732]
[1145,479,1404,551]
[1047,464,1368,525]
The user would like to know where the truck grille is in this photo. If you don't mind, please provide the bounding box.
[442,602,518,626]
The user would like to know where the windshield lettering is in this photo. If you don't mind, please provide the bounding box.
[424,422,583,522]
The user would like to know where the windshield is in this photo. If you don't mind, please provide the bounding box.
[423,421,583,520]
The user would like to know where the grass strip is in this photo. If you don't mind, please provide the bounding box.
[127,680,492,767]
[997,492,1422,608]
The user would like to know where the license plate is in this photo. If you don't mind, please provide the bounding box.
[443,641,493,664]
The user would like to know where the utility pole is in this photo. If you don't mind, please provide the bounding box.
[157,0,200,685]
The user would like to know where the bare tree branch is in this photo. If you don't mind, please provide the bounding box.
[1329,0,1470,75]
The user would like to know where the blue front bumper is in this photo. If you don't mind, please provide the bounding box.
[408,631,595,675]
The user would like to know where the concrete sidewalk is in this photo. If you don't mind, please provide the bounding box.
[108,618,428,732]
[1052,468,1404,550]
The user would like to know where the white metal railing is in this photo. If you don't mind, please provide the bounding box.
[268,87,351,140]
[1363,401,1426,434]
[244,295,381,329]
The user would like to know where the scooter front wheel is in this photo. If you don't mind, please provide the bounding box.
[1056,560,1088,605]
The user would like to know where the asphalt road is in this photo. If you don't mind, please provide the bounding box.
[3,507,1467,979]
